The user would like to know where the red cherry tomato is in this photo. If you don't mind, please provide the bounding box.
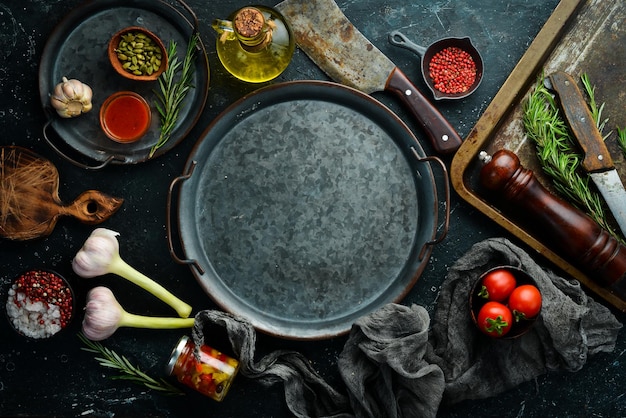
[477,301,513,337]
[509,284,542,321]
[478,269,517,302]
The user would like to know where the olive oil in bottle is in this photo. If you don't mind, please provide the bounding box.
[213,6,295,83]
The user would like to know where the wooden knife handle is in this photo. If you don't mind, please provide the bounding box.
[386,67,462,155]
[480,149,626,292]
[548,71,614,172]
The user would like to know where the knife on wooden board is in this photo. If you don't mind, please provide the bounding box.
[275,0,463,155]
[546,71,626,237]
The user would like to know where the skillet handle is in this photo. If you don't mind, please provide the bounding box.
[166,160,206,275]
[43,118,123,170]
[411,148,450,259]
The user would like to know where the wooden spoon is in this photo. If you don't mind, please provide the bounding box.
[0,146,123,240]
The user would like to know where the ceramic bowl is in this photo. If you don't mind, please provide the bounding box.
[469,265,541,339]
[5,269,75,340]
[108,26,168,81]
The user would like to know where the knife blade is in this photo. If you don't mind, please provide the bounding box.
[547,71,626,236]
[275,0,462,155]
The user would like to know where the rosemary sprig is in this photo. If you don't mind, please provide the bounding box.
[617,126,626,158]
[523,74,619,240]
[580,73,608,135]
[78,333,184,395]
[150,31,199,158]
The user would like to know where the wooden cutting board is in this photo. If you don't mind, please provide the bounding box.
[0,146,123,240]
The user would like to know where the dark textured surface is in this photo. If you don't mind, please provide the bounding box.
[1,0,624,417]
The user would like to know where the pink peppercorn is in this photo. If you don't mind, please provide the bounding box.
[6,270,74,338]
[428,46,477,94]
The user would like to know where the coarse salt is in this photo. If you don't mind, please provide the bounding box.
[6,278,67,339]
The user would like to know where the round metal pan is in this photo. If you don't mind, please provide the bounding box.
[38,0,209,168]
[168,81,448,340]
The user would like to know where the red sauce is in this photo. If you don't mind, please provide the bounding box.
[101,92,151,142]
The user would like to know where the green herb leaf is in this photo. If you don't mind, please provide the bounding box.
[150,31,200,158]
[617,126,626,158]
[580,73,609,136]
[78,333,184,395]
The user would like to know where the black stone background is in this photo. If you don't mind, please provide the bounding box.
[1,0,624,417]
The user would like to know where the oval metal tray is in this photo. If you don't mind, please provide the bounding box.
[171,81,447,339]
[39,0,209,166]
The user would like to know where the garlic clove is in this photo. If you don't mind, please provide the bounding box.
[79,84,93,109]
[61,77,82,99]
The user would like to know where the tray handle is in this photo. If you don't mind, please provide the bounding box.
[174,0,200,33]
[43,117,124,170]
[411,148,450,260]
[166,160,205,275]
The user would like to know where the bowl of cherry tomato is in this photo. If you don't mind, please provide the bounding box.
[469,266,542,339]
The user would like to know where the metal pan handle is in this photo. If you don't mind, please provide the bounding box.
[42,117,124,170]
[166,160,205,275]
[173,0,200,34]
[411,148,450,259]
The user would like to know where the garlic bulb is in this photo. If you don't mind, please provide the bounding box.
[82,286,194,341]
[73,228,193,318]
[50,76,93,118]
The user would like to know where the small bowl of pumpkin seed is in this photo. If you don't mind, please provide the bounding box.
[108,26,168,81]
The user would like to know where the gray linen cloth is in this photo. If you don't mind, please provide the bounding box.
[427,237,622,404]
[192,237,622,417]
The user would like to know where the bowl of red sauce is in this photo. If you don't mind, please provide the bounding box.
[100,91,152,143]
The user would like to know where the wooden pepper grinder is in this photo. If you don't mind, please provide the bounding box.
[479,149,626,297]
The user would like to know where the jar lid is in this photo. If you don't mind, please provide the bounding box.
[165,335,190,375]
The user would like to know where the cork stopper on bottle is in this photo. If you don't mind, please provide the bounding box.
[234,7,265,39]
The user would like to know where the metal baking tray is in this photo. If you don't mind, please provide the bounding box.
[451,0,626,311]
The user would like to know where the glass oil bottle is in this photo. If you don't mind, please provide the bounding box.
[212,6,295,83]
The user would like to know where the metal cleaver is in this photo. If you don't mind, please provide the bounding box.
[275,0,462,155]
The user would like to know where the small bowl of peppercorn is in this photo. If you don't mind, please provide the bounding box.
[5,269,76,340]
[108,26,168,81]
[388,31,483,100]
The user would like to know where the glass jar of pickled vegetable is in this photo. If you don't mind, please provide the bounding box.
[166,335,239,401]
